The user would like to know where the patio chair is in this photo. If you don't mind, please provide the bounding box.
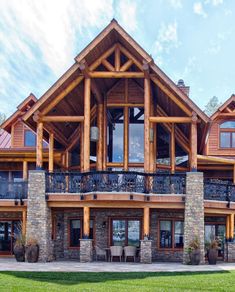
[124,246,137,262]
[110,246,123,262]
[95,246,107,261]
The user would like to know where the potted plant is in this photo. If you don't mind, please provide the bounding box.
[13,222,25,262]
[206,238,219,265]
[187,237,201,265]
[26,238,39,263]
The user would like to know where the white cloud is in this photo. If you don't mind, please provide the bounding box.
[116,0,138,32]
[205,0,223,6]
[193,2,208,18]
[168,0,183,9]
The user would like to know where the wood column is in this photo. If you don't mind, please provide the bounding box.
[143,207,150,237]
[226,214,230,240]
[49,132,54,172]
[170,123,175,174]
[233,164,235,184]
[103,97,107,170]
[190,116,197,171]
[23,161,28,181]
[80,124,84,171]
[144,78,151,172]
[83,206,90,238]
[97,103,103,171]
[36,122,43,169]
[124,79,129,170]
[83,78,91,172]
[22,210,27,236]
[230,213,234,240]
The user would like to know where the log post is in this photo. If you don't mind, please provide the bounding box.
[226,214,230,241]
[49,132,54,172]
[97,103,103,171]
[83,78,91,172]
[230,214,234,241]
[103,96,107,170]
[170,123,175,174]
[23,161,28,181]
[144,78,151,172]
[80,124,84,171]
[190,114,198,171]
[36,122,43,169]
[22,210,27,236]
[143,207,150,237]
[83,206,90,238]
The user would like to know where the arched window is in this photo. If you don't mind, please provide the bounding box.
[220,121,235,148]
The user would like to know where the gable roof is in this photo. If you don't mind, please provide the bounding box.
[211,94,235,120]
[23,19,209,126]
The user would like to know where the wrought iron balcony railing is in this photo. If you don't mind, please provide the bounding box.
[0,180,28,200]
[204,179,235,204]
[45,171,186,195]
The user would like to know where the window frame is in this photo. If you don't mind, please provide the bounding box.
[110,217,142,247]
[158,218,184,250]
[219,121,235,149]
[67,217,95,249]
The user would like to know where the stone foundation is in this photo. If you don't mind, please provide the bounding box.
[80,239,93,262]
[26,170,53,262]
[183,172,205,264]
[226,242,235,262]
[140,240,152,263]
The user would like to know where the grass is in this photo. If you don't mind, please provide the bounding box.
[0,271,235,291]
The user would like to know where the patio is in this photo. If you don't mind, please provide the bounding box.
[1,258,235,272]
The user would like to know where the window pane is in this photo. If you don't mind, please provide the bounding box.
[205,225,216,243]
[220,132,230,148]
[70,219,81,247]
[232,133,235,148]
[0,221,12,252]
[128,220,140,247]
[174,221,184,248]
[160,220,172,248]
[129,108,144,162]
[107,108,124,162]
[24,130,36,147]
[112,220,125,246]
[220,121,235,128]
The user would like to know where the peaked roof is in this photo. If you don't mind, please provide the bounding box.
[23,19,209,126]
[211,94,235,120]
[1,93,37,133]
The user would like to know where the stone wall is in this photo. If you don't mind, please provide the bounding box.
[183,172,205,264]
[226,242,235,262]
[26,170,53,262]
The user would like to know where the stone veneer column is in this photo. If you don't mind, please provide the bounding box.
[26,170,53,262]
[80,239,93,262]
[226,242,235,262]
[183,172,205,264]
[140,240,152,263]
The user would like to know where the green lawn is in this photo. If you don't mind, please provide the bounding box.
[0,271,235,291]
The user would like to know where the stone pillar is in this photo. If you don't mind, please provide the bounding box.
[183,172,205,264]
[226,242,235,262]
[26,170,53,262]
[140,240,152,264]
[80,239,93,262]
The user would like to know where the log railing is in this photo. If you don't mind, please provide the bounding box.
[0,180,28,200]
[204,179,235,204]
[45,171,186,195]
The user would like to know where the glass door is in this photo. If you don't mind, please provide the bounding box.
[0,220,20,254]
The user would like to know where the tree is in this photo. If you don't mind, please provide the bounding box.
[0,112,6,128]
[204,96,222,117]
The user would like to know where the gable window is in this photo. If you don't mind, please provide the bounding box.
[220,121,235,148]
[24,130,36,147]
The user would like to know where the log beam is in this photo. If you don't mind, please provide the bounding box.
[230,213,234,240]
[97,103,103,171]
[89,71,144,78]
[40,116,84,123]
[226,214,230,240]
[83,206,90,237]
[83,78,91,172]
[170,123,175,174]
[23,160,28,181]
[49,132,54,172]
[36,122,43,169]
[190,116,198,171]
[22,210,27,236]
[149,116,194,123]
[144,78,151,172]
[143,207,150,237]
[115,45,121,71]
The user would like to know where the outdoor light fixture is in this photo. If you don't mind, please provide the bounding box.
[149,128,154,143]
[90,126,99,142]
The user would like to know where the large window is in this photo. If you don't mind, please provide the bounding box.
[111,219,140,247]
[0,220,20,254]
[24,130,36,147]
[159,219,184,249]
[69,219,94,248]
[220,121,235,148]
[205,223,225,258]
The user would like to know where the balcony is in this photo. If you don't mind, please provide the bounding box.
[204,179,235,204]
[0,180,28,200]
[45,171,186,195]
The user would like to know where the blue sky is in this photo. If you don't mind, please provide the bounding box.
[0,0,234,116]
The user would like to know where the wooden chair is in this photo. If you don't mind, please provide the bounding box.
[110,246,123,262]
[95,246,107,261]
[124,246,137,262]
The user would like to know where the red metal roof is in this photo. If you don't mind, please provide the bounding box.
[0,129,11,148]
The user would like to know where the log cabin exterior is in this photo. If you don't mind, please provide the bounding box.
[0,19,235,263]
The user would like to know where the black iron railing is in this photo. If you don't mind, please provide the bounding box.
[45,171,186,195]
[0,180,28,200]
[204,179,235,204]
